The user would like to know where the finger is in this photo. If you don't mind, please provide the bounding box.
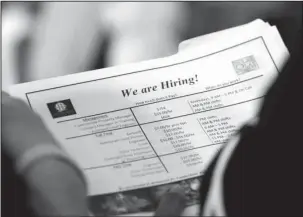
[1,91,11,104]
[2,90,10,97]
[168,185,186,196]
[1,91,28,110]
[154,186,186,217]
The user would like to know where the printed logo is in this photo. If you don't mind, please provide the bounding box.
[55,102,67,112]
[232,55,259,75]
[47,99,76,119]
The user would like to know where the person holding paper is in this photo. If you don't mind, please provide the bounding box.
[2,91,187,216]
[2,30,302,217]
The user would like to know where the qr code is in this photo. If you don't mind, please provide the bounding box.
[232,55,259,75]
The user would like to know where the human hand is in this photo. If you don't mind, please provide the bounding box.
[154,185,186,216]
[2,91,88,216]
[2,91,59,160]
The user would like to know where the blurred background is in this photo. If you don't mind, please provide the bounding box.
[2,2,302,91]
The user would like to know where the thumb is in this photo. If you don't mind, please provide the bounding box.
[154,186,186,217]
